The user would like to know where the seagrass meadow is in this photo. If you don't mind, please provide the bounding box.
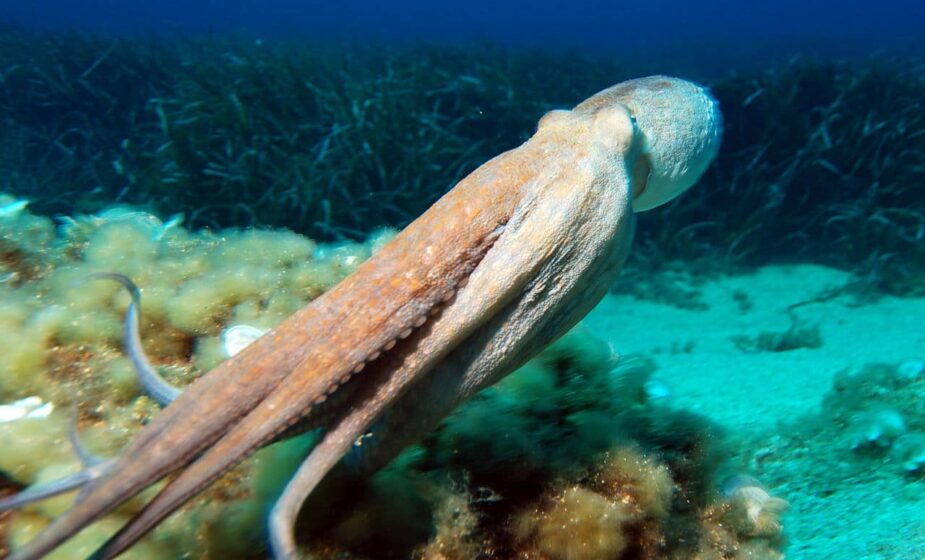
[1,27,923,292]
[1,25,925,560]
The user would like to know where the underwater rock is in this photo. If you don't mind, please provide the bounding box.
[0,200,396,557]
[848,409,907,450]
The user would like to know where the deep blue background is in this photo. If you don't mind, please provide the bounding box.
[2,0,924,70]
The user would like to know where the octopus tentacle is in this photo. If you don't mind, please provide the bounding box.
[91,273,182,406]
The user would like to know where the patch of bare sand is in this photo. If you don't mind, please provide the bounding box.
[585,264,925,559]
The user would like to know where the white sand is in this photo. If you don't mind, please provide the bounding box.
[585,263,925,559]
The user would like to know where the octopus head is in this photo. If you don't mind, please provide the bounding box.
[574,76,723,212]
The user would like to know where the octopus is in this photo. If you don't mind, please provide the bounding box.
[6,75,721,559]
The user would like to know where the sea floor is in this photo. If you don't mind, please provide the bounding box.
[585,264,925,560]
[2,223,922,559]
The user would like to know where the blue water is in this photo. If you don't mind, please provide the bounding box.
[3,0,925,68]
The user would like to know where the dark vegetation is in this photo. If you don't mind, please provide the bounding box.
[641,59,925,296]
[1,27,922,294]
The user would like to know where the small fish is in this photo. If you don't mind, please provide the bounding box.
[92,207,184,240]
[0,198,29,218]
[156,213,184,240]
[643,378,671,401]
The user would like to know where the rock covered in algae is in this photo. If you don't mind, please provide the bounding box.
[0,197,394,558]
[295,327,786,559]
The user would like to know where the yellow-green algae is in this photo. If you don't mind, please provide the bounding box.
[0,193,394,558]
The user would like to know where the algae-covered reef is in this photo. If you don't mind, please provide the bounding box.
[0,201,785,558]
[1,27,923,294]
[0,196,394,558]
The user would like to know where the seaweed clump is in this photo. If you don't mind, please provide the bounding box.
[0,200,391,558]
[297,327,787,560]
[731,317,824,353]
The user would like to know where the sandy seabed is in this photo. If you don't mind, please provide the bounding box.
[586,264,925,559]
